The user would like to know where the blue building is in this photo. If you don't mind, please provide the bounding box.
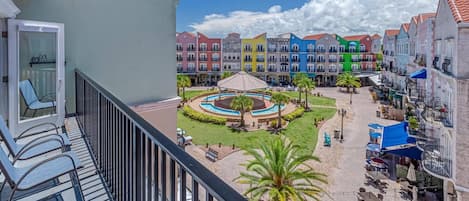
[289,34,316,79]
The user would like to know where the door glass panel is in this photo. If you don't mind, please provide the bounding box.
[18,31,57,121]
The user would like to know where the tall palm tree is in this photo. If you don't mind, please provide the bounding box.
[293,73,308,105]
[336,72,361,104]
[221,71,233,79]
[301,78,316,109]
[235,138,327,201]
[230,95,253,127]
[177,75,191,101]
[271,93,290,129]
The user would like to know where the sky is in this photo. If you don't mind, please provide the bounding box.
[176,0,438,38]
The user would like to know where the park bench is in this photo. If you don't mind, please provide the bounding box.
[205,148,219,162]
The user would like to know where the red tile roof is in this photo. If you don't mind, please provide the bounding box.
[343,34,369,41]
[253,32,267,39]
[401,23,410,32]
[371,34,382,39]
[447,0,469,23]
[418,13,436,23]
[303,33,328,40]
[385,29,400,36]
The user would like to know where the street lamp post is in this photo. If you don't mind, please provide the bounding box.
[338,108,347,143]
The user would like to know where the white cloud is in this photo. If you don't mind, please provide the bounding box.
[189,0,438,38]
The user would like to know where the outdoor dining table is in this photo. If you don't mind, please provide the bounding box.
[357,192,380,201]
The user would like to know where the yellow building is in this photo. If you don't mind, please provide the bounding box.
[241,33,267,73]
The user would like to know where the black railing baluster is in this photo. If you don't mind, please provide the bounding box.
[147,137,152,201]
[135,127,142,201]
[170,159,176,201]
[153,143,159,200]
[161,151,167,200]
[192,179,199,201]
[180,168,186,201]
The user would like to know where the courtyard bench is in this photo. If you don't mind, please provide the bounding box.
[205,148,219,162]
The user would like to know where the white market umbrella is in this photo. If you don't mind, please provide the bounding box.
[407,163,417,182]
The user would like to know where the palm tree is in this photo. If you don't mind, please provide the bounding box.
[301,78,315,110]
[221,71,233,79]
[293,73,308,105]
[235,138,327,201]
[336,72,361,104]
[177,75,191,101]
[271,93,290,129]
[230,95,253,127]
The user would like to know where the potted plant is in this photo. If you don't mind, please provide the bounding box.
[408,116,419,135]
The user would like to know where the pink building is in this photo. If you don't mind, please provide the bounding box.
[197,32,222,85]
[176,32,197,83]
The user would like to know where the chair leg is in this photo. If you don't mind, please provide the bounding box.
[8,185,17,201]
[73,169,85,201]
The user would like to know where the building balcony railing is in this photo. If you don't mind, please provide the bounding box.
[279,58,289,62]
[75,70,245,201]
[329,59,337,63]
[268,68,277,72]
[176,47,183,51]
[307,69,315,73]
[198,68,208,71]
[257,68,265,72]
[351,59,360,62]
[280,48,289,52]
[316,69,325,73]
[268,58,277,62]
[329,48,338,53]
[199,58,208,61]
[268,48,277,52]
[256,48,265,52]
[422,144,452,179]
[291,59,300,63]
[212,67,221,72]
[212,47,220,51]
[316,48,326,53]
[245,68,252,72]
[244,47,252,51]
[329,69,338,73]
[256,58,265,62]
[187,47,196,51]
[187,68,197,73]
[199,48,207,52]
[316,58,325,63]
[360,49,366,52]
[177,68,183,73]
[186,58,196,61]
[212,58,220,62]
[307,49,315,53]
[421,106,453,128]
[291,69,300,72]
[176,57,183,61]
[244,58,252,62]
[280,68,289,72]
[291,49,299,52]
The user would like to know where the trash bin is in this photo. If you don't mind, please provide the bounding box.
[334,129,340,139]
[376,111,381,118]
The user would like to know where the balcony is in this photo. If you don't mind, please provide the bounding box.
[75,71,245,201]
[244,58,252,62]
[422,144,452,179]
[177,67,183,73]
[307,58,315,63]
[199,47,207,52]
[187,68,197,73]
[291,68,300,72]
[256,68,265,72]
[245,68,252,72]
[268,68,277,72]
[339,48,345,53]
[421,106,453,128]
[186,57,196,61]
[291,58,300,63]
[198,67,208,71]
[256,58,265,62]
[268,58,277,62]
[212,58,220,62]
[176,46,183,51]
[268,48,277,52]
[279,58,289,62]
[316,48,326,53]
[307,48,315,53]
[307,69,315,73]
[256,48,264,52]
[316,58,325,63]
[360,49,366,52]
[176,57,183,61]
[212,67,220,72]
[291,49,299,52]
[212,47,220,51]
[351,59,360,62]
[329,48,337,53]
[280,48,289,52]
[244,47,252,52]
[316,69,325,73]
[187,47,196,51]
[199,58,208,62]
[329,59,337,63]
[329,68,338,73]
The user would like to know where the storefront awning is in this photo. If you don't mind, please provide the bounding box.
[385,146,422,160]
[0,0,20,18]
[410,68,426,79]
[380,122,411,150]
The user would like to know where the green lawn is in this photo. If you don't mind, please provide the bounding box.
[177,107,336,154]
[283,91,336,107]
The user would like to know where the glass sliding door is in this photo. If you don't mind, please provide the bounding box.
[8,19,65,136]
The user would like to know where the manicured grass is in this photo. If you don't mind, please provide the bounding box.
[283,91,336,107]
[177,107,337,154]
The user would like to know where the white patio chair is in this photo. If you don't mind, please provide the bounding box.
[0,115,70,162]
[0,146,84,201]
[19,80,56,117]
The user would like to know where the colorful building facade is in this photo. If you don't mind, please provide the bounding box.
[177,32,382,86]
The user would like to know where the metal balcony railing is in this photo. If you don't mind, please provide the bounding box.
[75,70,245,201]
[422,145,452,179]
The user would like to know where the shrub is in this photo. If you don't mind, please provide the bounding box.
[182,106,226,125]
[408,116,419,130]
[283,107,305,121]
[271,119,287,128]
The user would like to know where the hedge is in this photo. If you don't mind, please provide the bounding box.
[283,107,305,121]
[182,106,226,125]
[270,119,287,128]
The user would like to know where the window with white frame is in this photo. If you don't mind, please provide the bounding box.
[200,43,207,51]
[212,43,220,51]
[291,64,299,72]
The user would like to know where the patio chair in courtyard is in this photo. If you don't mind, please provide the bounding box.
[0,145,84,201]
[324,132,331,147]
[19,80,56,117]
[0,115,70,162]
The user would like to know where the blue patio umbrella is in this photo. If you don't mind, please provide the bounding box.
[370,132,382,139]
[368,123,383,129]
[367,143,381,152]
